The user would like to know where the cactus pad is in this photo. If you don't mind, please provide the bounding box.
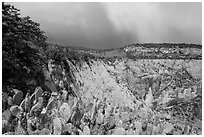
[45,77,57,93]
[84,103,93,113]
[59,103,71,123]
[34,87,43,101]
[96,111,104,124]
[12,89,23,105]
[25,93,31,112]
[46,97,55,111]
[7,96,13,106]
[30,97,43,116]
[71,108,84,126]
[113,127,126,135]
[83,125,90,135]
[61,90,68,101]
[53,117,62,135]
[19,99,25,111]
[10,105,21,116]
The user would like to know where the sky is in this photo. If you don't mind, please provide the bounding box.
[9,2,202,49]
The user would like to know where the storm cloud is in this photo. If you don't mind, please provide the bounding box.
[9,2,202,49]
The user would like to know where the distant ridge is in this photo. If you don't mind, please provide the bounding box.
[60,43,201,60]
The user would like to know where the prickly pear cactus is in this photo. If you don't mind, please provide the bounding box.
[84,103,93,113]
[134,121,142,134]
[12,89,23,105]
[145,87,153,107]
[96,110,104,124]
[83,125,90,135]
[34,87,43,102]
[30,97,43,116]
[113,127,126,135]
[104,104,112,118]
[104,115,115,130]
[53,117,62,135]
[7,96,13,106]
[19,100,25,111]
[25,93,31,112]
[58,103,71,124]
[71,107,84,126]
[10,105,21,117]
[45,97,56,112]
[61,89,68,101]
[44,71,58,93]
[63,123,73,133]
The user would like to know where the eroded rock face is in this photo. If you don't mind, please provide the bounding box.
[67,58,201,106]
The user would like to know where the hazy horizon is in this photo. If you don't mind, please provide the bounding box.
[9,2,202,49]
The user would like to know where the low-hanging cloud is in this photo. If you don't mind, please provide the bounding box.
[103,2,202,44]
[9,2,202,49]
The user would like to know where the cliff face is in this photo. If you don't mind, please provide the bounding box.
[49,57,201,107]
[43,43,201,135]
[48,44,201,103]
[3,43,202,135]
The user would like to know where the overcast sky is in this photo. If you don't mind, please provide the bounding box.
[9,2,202,49]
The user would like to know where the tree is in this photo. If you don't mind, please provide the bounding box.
[2,3,47,94]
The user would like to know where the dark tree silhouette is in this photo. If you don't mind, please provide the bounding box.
[2,3,47,94]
